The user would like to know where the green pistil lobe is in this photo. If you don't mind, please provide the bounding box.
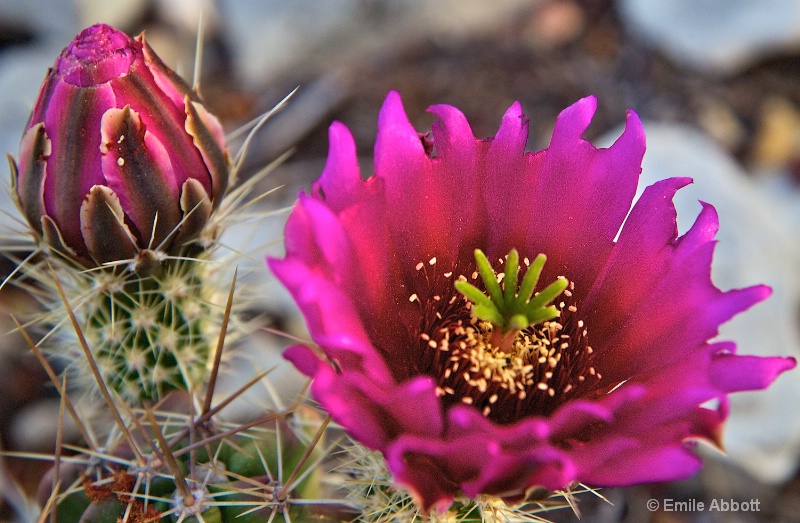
[455,249,568,342]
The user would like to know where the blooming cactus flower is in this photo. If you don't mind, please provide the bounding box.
[269,91,796,511]
[11,23,229,269]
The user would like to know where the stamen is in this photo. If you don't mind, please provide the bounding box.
[454,249,568,351]
[408,250,600,424]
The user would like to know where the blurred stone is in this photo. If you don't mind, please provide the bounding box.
[156,0,220,34]
[75,0,150,31]
[522,0,586,51]
[696,99,747,152]
[218,0,537,88]
[9,399,80,452]
[614,123,800,483]
[750,97,800,171]
[618,0,800,74]
[0,0,78,48]
[217,0,361,88]
[213,330,307,422]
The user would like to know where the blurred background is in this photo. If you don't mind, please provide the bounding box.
[1,0,800,521]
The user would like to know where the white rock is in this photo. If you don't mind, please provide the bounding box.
[75,0,149,29]
[626,123,800,483]
[9,399,80,451]
[218,0,537,87]
[618,0,800,74]
[0,0,79,47]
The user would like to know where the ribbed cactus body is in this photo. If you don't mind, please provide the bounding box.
[79,259,214,403]
[45,409,326,523]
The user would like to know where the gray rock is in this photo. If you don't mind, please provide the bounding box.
[217,0,536,87]
[619,0,800,74]
[8,399,80,451]
[0,0,79,47]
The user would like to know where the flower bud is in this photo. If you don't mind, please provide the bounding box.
[11,23,229,269]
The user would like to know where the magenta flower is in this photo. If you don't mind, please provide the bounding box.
[12,23,228,269]
[269,91,795,511]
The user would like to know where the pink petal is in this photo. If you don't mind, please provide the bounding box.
[428,103,485,261]
[710,353,797,392]
[41,81,114,253]
[313,121,364,212]
[585,180,771,381]
[375,91,460,268]
[580,442,702,486]
[523,98,645,293]
[100,106,181,247]
[481,101,534,259]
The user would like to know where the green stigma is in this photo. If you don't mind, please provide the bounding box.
[455,249,568,347]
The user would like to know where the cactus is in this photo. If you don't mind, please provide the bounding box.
[1,22,588,523]
[34,393,333,523]
[6,23,233,403]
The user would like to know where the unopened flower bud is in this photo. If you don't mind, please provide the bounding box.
[11,23,229,269]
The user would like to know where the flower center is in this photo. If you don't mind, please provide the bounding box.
[410,251,601,423]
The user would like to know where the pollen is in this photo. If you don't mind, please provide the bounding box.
[415,272,599,424]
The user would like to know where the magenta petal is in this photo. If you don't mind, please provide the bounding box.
[335,200,409,351]
[461,449,573,499]
[286,194,352,271]
[41,82,114,254]
[428,104,476,154]
[710,354,797,392]
[269,258,371,356]
[584,179,772,379]
[386,376,443,436]
[375,91,461,268]
[584,177,690,319]
[581,443,703,486]
[278,193,409,351]
[313,121,363,212]
[547,399,614,437]
[523,99,644,291]
[311,125,407,341]
[283,344,322,377]
[311,368,444,450]
[482,101,533,258]
[100,106,181,246]
[385,417,574,510]
[427,103,484,260]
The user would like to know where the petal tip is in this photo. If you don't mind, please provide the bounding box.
[552,96,599,143]
[379,90,407,124]
[283,344,323,377]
